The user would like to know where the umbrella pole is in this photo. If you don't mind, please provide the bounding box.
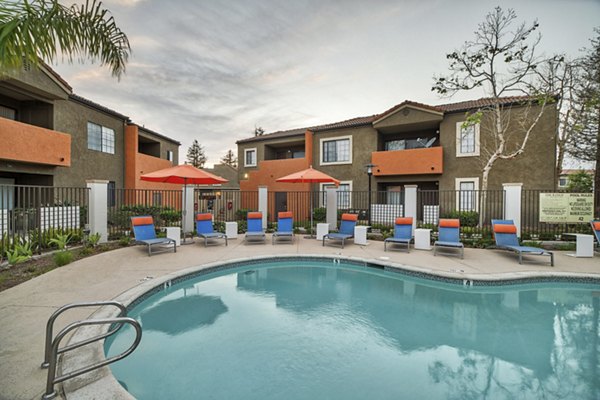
[304,183,315,239]
[181,181,194,245]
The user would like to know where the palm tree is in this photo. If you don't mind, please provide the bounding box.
[0,0,130,78]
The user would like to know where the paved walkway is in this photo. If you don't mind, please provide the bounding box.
[0,236,598,400]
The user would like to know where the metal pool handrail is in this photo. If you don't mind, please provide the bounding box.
[41,301,127,369]
[42,316,142,400]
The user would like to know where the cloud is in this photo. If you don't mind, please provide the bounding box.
[54,0,600,167]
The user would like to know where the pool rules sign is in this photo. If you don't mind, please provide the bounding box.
[539,193,594,223]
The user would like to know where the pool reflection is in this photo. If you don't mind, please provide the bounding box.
[140,293,228,336]
[237,266,600,399]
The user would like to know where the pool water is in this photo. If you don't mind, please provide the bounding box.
[106,260,600,400]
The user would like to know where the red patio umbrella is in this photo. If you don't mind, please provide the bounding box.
[141,164,228,243]
[276,166,340,238]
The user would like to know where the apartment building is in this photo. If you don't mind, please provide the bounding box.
[0,63,179,189]
[237,97,557,210]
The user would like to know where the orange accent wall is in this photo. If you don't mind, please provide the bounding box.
[0,117,71,166]
[239,130,314,192]
[372,147,443,176]
[124,124,178,190]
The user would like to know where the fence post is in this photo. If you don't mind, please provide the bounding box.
[86,180,108,243]
[405,185,417,232]
[182,186,194,235]
[503,183,522,236]
[258,186,268,229]
[326,187,338,228]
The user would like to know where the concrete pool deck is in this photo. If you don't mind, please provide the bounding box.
[0,236,598,400]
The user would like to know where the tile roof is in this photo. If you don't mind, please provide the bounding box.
[69,93,130,120]
[236,96,537,144]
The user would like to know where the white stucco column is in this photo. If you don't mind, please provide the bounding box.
[258,186,268,229]
[86,180,108,243]
[326,187,338,228]
[182,186,195,234]
[503,183,522,236]
[404,184,418,232]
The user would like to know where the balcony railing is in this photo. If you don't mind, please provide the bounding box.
[0,118,71,166]
[372,147,443,176]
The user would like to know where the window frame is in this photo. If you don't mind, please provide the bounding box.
[455,122,480,157]
[244,148,257,167]
[166,150,174,162]
[87,121,115,154]
[319,135,352,166]
[455,177,480,212]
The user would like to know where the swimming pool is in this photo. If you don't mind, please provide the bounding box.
[106,258,600,400]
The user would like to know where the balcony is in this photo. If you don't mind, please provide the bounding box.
[372,147,443,176]
[0,117,70,167]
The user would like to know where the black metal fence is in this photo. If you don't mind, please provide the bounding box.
[520,189,599,240]
[107,188,183,240]
[0,185,89,255]
[3,184,597,256]
[417,190,505,238]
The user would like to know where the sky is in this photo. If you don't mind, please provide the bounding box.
[53,0,600,167]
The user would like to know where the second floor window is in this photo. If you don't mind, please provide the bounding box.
[456,122,480,157]
[167,150,174,162]
[88,122,115,154]
[321,136,351,164]
[245,148,257,167]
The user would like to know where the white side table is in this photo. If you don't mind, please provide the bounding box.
[414,228,431,250]
[316,223,329,240]
[354,226,369,245]
[574,234,594,257]
[225,222,238,239]
[564,233,594,258]
[165,227,181,246]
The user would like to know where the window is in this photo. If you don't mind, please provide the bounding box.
[244,148,257,167]
[558,177,568,187]
[455,177,479,211]
[456,122,480,157]
[320,181,352,209]
[320,136,352,165]
[167,150,174,162]
[87,122,115,154]
[384,137,436,151]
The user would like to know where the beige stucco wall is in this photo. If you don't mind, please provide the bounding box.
[438,105,557,191]
[52,100,126,188]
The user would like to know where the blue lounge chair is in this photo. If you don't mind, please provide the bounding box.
[131,216,176,256]
[196,213,227,247]
[273,211,294,244]
[434,219,464,258]
[591,220,600,253]
[491,219,553,266]
[245,212,266,244]
[384,217,413,252]
[323,213,357,248]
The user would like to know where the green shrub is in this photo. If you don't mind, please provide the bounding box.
[538,232,556,241]
[5,239,34,265]
[79,247,93,257]
[521,241,543,248]
[119,236,131,247]
[313,207,326,222]
[440,210,479,227]
[86,232,101,248]
[49,233,71,250]
[235,209,250,221]
[53,250,73,267]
